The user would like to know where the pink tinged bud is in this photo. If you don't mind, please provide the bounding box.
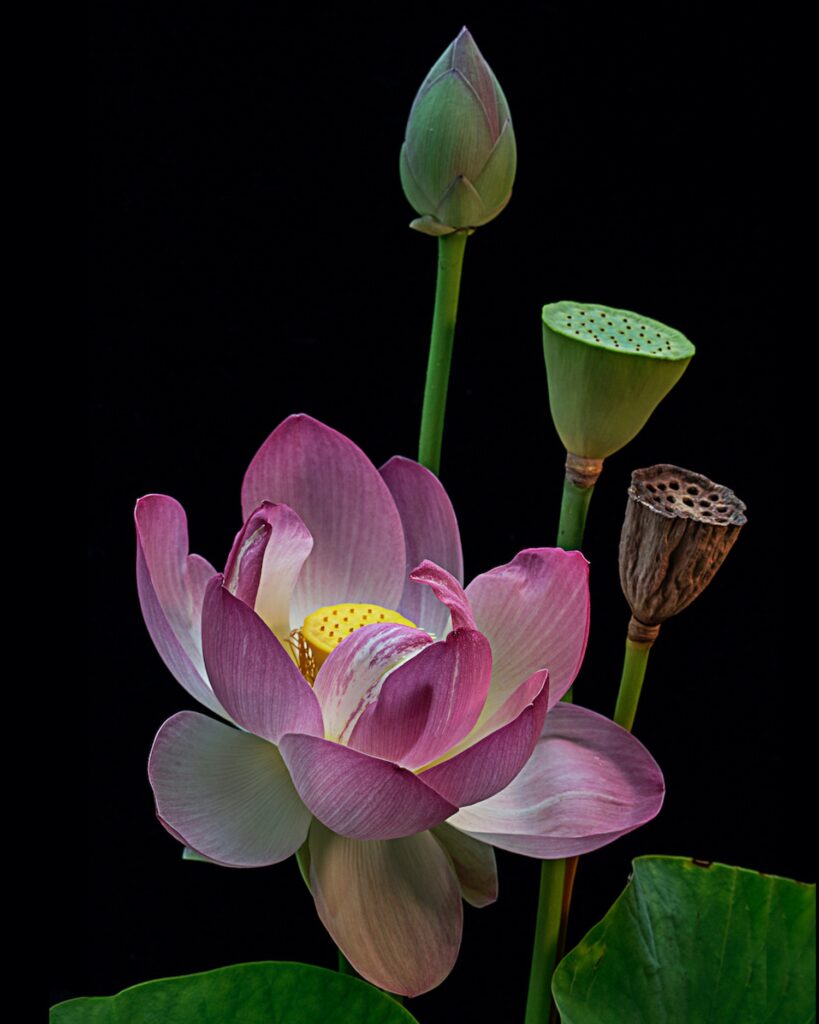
[400,27,517,235]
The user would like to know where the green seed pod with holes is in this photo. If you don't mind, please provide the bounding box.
[542,301,696,460]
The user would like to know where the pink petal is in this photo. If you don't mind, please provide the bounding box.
[431,822,498,908]
[241,415,406,625]
[312,622,433,743]
[421,670,549,807]
[277,733,457,840]
[201,578,323,743]
[465,548,590,715]
[380,456,464,637]
[448,704,665,857]
[409,560,477,630]
[134,494,224,716]
[224,501,313,640]
[348,628,492,770]
[308,819,463,996]
[148,711,311,867]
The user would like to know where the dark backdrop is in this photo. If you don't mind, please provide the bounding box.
[82,4,799,1019]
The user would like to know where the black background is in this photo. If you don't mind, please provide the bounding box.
[82,3,801,1020]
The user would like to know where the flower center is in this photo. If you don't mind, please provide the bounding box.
[293,603,416,683]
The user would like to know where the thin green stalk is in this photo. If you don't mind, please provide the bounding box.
[524,473,595,1021]
[337,951,356,975]
[417,231,469,474]
[556,476,595,551]
[613,639,653,732]
[525,859,566,1024]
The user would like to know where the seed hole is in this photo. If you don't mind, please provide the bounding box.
[669,481,680,491]
[687,486,699,496]
[683,498,694,507]
[658,483,667,491]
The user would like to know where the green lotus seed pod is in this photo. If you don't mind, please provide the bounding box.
[400,27,517,236]
[542,301,695,460]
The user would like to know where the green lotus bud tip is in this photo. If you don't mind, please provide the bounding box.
[400,27,517,235]
[542,301,696,460]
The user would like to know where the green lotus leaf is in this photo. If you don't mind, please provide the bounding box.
[553,856,816,1024]
[51,961,419,1024]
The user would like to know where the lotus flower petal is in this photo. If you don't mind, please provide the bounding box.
[448,704,665,857]
[149,711,311,867]
[135,495,224,716]
[308,819,462,997]
[410,560,476,630]
[278,733,457,840]
[421,670,549,807]
[312,622,433,743]
[348,627,492,769]
[466,548,590,715]
[201,578,323,744]
[224,501,313,641]
[241,415,406,627]
[380,456,463,637]
[431,822,498,908]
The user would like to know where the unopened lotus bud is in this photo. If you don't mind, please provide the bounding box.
[542,302,695,461]
[619,464,747,633]
[400,27,517,236]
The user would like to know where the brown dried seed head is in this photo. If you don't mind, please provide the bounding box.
[619,464,746,625]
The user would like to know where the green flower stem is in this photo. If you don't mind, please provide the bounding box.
[556,476,595,551]
[417,231,469,475]
[524,473,597,1022]
[525,858,567,1024]
[613,638,654,732]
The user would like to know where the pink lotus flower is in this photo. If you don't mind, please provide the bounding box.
[136,415,664,996]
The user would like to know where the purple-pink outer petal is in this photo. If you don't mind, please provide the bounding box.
[465,548,590,715]
[380,456,464,637]
[410,560,477,630]
[201,578,323,744]
[277,733,458,840]
[149,711,311,867]
[240,415,406,626]
[223,501,313,639]
[448,704,665,857]
[421,670,549,807]
[431,822,498,908]
[312,622,433,743]
[348,628,492,770]
[308,819,463,997]
[135,494,224,716]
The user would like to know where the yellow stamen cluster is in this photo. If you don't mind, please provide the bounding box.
[293,602,416,683]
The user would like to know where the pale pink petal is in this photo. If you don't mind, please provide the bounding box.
[201,578,323,743]
[348,629,492,770]
[312,622,433,743]
[148,711,311,867]
[223,502,313,639]
[241,415,406,625]
[134,494,224,716]
[431,822,498,908]
[472,666,550,740]
[409,560,476,630]
[421,671,549,807]
[308,819,462,996]
[448,704,665,857]
[277,733,457,840]
[380,456,464,637]
[465,548,590,715]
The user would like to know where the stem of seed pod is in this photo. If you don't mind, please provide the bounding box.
[613,618,661,731]
[417,231,469,475]
[557,478,594,550]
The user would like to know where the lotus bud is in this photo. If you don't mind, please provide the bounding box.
[619,464,747,639]
[542,301,696,463]
[400,27,517,236]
